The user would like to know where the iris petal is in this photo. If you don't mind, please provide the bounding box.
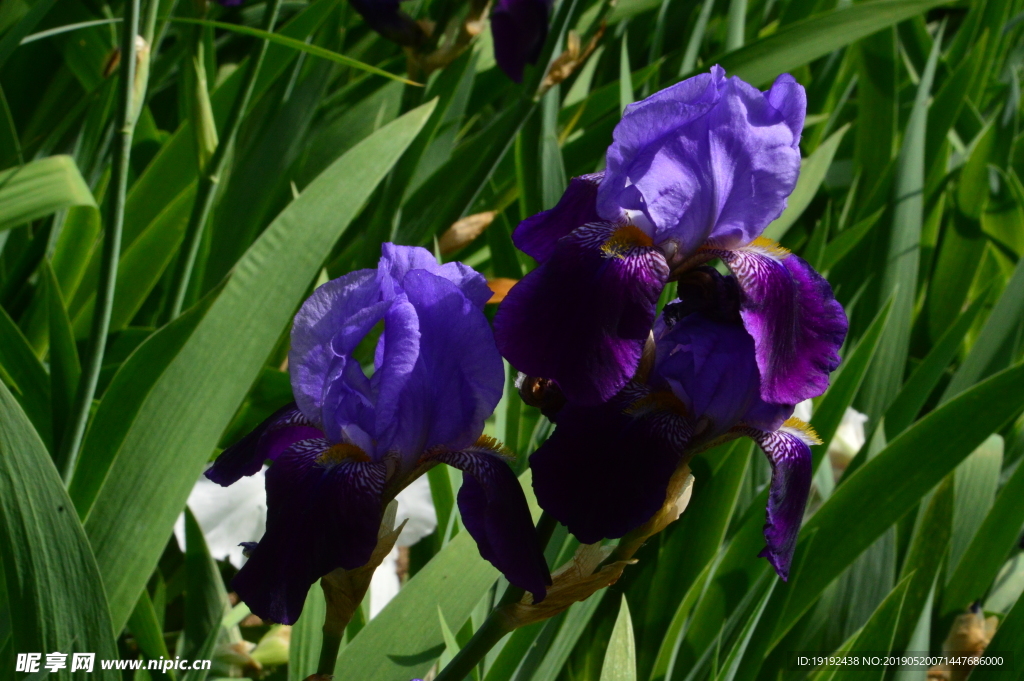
[231,439,387,624]
[205,404,323,486]
[435,444,551,601]
[513,173,605,263]
[716,240,847,405]
[530,385,691,544]
[494,222,669,405]
[491,0,551,83]
[598,66,804,255]
[743,419,818,581]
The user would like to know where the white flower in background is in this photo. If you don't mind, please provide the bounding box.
[174,467,269,567]
[794,400,868,470]
[175,467,437,616]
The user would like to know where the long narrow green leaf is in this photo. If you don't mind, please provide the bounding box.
[82,102,436,631]
[884,294,987,437]
[0,380,119,680]
[861,27,941,420]
[288,586,326,681]
[713,0,954,86]
[0,156,95,231]
[942,451,1024,618]
[943,254,1024,401]
[0,303,51,450]
[181,509,229,660]
[45,263,81,456]
[772,362,1024,645]
[601,597,637,681]
[764,126,849,242]
[825,576,910,681]
[170,17,419,86]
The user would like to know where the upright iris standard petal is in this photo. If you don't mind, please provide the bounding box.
[378,270,505,458]
[205,404,323,486]
[434,441,551,601]
[378,242,494,309]
[494,223,669,405]
[232,439,388,623]
[597,66,805,255]
[512,173,604,263]
[714,239,848,405]
[740,418,819,580]
[491,0,551,83]
[530,385,691,544]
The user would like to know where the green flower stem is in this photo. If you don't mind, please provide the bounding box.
[316,628,344,676]
[59,0,141,483]
[166,0,283,320]
[433,511,559,681]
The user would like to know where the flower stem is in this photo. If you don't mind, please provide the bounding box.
[433,511,559,681]
[165,0,283,320]
[316,628,344,676]
[434,610,516,681]
[59,0,141,483]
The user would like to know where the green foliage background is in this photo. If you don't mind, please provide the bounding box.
[1,0,1024,679]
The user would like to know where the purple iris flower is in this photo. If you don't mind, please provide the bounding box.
[491,0,551,82]
[207,244,550,624]
[493,65,845,410]
[348,0,427,47]
[530,267,833,579]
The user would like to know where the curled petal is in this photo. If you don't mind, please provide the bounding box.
[378,243,493,309]
[494,222,669,405]
[530,386,691,544]
[205,404,323,486]
[376,270,504,459]
[435,442,551,601]
[232,439,387,624]
[598,66,805,255]
[513,173,604,263]
[716,240,848,405]
[491,0,551,83]
[289,269,384,427]
[743,418,819,580]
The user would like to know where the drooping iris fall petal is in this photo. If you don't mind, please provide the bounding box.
[530,385,691,544]
[494,223,668,405]
[713,239,848,406]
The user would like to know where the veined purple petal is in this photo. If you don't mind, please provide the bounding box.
[494,222,668,405]
[375,270,504,459]
[530,385,691,544]
[742,419,818,580]
[205,404,323,486]
[435,443,550,601]
[716,240,847,405]
[491,0,551,83]
[597,66,805,256]
[513,173,604,263]
[231,439,387,624]
[379,243,493,309]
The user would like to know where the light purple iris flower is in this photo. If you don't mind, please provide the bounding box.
[530,268,827,579]
[207,244,550,624]
[494,65,846,410]
[491,0,551,82]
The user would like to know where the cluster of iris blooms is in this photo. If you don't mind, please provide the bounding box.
[207,65,849,626]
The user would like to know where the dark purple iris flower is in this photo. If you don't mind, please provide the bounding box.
[493,65,846,410]
[347,0,427,47]
[530,267,829,579]
[207,244,549,624]
[497,67,849,579]
[491,0,551,82]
